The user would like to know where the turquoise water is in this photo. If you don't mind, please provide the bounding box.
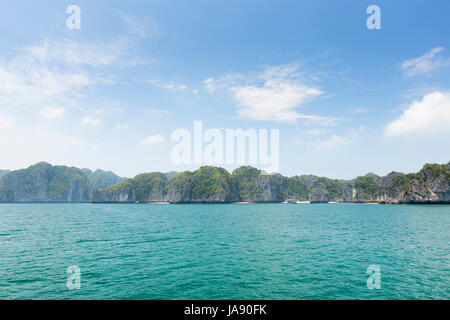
[0,203,448,300]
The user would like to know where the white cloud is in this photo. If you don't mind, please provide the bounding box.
[313,135,352,149]
[0,114,14,129]
[27,39,118,68]
[305,129,326,135]
[204,73,248,92]
[232,80,323,123]
[259,63,304,81]
[26,38,146,68]
[298,124,364,149]
[0,37,144,116]
[116,10,162,39]
[143,134,165,145]
[401,47,450,77]
[81,116,102,126]
[40,107,66,119]
[205,64,340,124]
[0,63,91,108]
[385,91,450,136]
[147,79,187,92]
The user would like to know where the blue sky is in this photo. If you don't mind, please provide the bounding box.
[0,0,449,178]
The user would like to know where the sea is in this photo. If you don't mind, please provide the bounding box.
[0,203,448,300]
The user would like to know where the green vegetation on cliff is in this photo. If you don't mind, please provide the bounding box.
[92,172,169,203]
[86,169,125,189]
[168,171,193,203]
[354,174,379,200]
[417,163,450,186]
[229,167,286,202]
[231,166,264,201]
[192,166,232,201]
[165,167,233,203]
[0,162,123,203]
[283,177,309,200]
[1,161,449,203]
[133,173,169,201]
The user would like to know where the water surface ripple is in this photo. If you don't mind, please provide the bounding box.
[0,203,448,300]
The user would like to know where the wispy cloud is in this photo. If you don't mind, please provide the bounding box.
[26,38,135,68]
[232,82,323,123]
[0,57,91,108]
[0,37,145,116]
[296,125,364,149]
[147,79,187,92]
[314,135,353,149]
[305,128,326,135]
[204,73,250,92]
[385,91,450,136]
[116,10,162,39]
[81,116,102,126]
[401,47,450,77]
[204,63,341,125]
[40,107,66,120]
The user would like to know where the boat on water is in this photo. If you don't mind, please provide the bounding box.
[282,199,311,204]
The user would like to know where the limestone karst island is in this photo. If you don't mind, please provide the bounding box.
[0,161,448,204]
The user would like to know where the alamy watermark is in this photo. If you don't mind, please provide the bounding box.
[171,121,280,173]
[66,5,81,30]
[65,4,380,31]
[366,265,381,290]
[66,265,81,290]
[367,5,381,30]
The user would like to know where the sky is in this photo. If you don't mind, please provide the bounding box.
[0,0,449,179]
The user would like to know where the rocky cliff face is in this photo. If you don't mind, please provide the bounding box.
[166,171,192,203]
[0,162,123,203]
[0,170,10,180]
[293,163,450,204]
[283,175,353,203]
[86,169,125,189]
[1,162,449,204]
[376,163,450,203]
[91,172,169,203]
[230,167,285,202]
[259,163,449,204]
[167,167,232,203]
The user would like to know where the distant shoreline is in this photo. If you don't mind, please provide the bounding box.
[0,201,448,205]
[1,162,449,205]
